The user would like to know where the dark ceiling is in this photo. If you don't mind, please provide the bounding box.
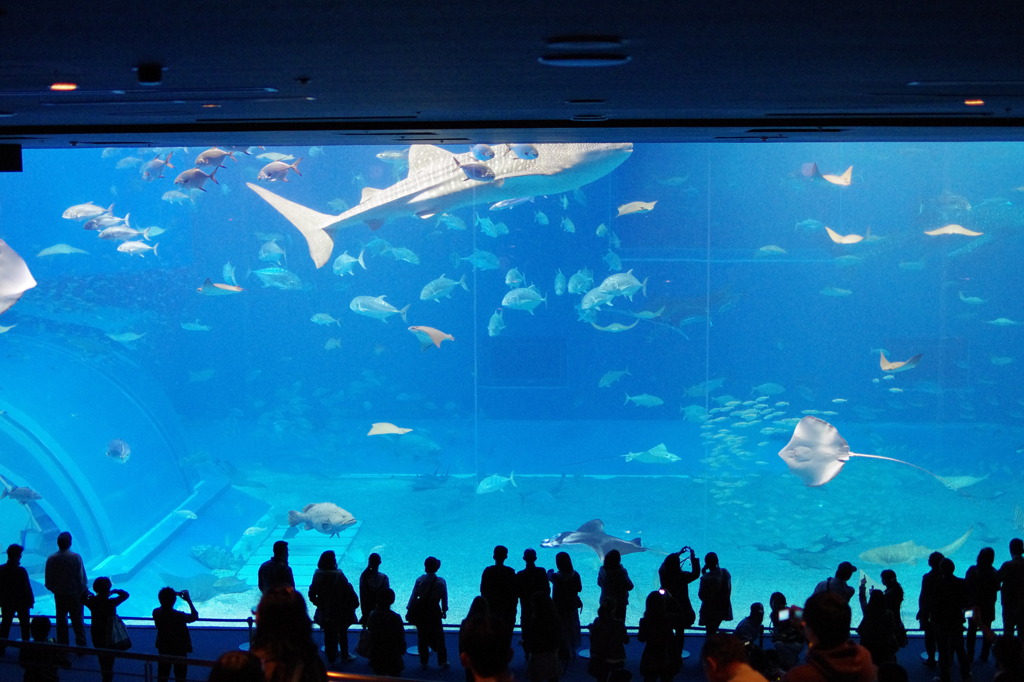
[4,2,1024,149]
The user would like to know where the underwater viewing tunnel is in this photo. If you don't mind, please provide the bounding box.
[0,331,221,580]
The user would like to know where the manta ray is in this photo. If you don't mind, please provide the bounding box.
[249,142,633,268]
[0,238,36,314]
[540,519,647,561]
[858,527,974,566]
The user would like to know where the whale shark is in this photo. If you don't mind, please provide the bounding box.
[247,142,633,268]
[540,518,647,561]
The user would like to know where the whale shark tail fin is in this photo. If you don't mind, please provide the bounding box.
[246,182,337,268]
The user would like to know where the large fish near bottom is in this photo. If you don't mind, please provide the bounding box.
[858,527,973,566]
[247,142,633,268]
[541,518,647,561]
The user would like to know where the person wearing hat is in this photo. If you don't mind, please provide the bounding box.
[812,562,857,604]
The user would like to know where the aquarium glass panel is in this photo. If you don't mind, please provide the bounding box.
[0,141,1019,627]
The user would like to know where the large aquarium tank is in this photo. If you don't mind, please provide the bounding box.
[0,140,1021,627]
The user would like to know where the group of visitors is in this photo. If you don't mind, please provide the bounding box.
[1,532,199,682]
[7,531,1024,682]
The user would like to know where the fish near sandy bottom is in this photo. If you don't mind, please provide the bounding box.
[476,472,516,494]
[287,502,356,537]
[540,519,646,561]
[858,527,974,566]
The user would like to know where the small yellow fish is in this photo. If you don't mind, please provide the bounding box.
[616,200,657,217]
[824,226,864,244]
[174,510,198,520]
[821,165,853,186]
[408,325,454,349]
[0,324,15,334]
[924,224,983,236]
[197,278,244,295]
[880,352,922,373]
[367,422,413,436]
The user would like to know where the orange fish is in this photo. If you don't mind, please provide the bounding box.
[821,166,853,186]
[196,278,243,295]
[824,226,864,244]
[880,352,922,373]
[923,224,983,236]
[408,325,454,349]
[367,422,413,436]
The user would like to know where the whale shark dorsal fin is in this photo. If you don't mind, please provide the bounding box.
[360,186,383,203]
[408,144,454,173]
[246,182,337,269]
[578,519,604,533]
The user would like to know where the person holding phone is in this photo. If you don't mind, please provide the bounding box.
[152,587,199,682]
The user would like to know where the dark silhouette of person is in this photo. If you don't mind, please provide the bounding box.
[460,613,514,682]
[658,546,699,662]
[548,551,583,659]
[524,592,564,682]
[152,586,199,682]
[813,561,856,604]
[587,598,629,682]
[878,570,908,649]
[480,545,518,636]
[364,587,405,677]
[517,547,550,654]
[357,552,389,625]
[460,597,491,682]
[781,590,875,682]
[207,650,264,682]
[965,546,999,662]
[856,583,899,666]
[768,592,805,670]
[733,602,765,646]
[700,632,770,682]
[918,550,945,667]
[637,590,677,682]
[18,616,70,682]
[82,576,130,682]
[598,550,634,623]
[250,586,327,682]
[258,541,295,595]
[931,558,971,682]
[407,555,449,668]
[697,552,732,636]
[0,543,34,654]
[998,538,1024,638]
[992,634,1023,681]
[307,550,358,666]
[43,531,88,647]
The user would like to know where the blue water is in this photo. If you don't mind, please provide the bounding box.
[1,141,1023,626]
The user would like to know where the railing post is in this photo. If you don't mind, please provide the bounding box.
[143,658,153,682]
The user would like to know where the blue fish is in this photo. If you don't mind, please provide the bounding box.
[470,144,495,161]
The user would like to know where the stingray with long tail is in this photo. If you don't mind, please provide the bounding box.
[778,416,983,491]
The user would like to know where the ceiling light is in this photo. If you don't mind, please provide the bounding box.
[49,82,78,92]
[964,99,985,106]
